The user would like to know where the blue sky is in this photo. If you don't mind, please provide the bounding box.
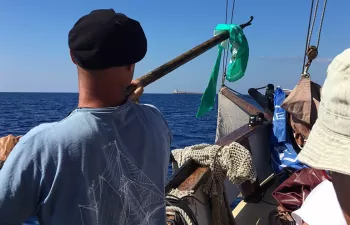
[0,0,349,94]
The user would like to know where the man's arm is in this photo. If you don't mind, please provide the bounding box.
[0,137,42,224]
[0,135,21,169]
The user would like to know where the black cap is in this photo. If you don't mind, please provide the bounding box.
[68,9,147,70]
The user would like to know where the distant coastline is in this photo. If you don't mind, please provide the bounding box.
[172,89,202,94]
[0,91,202,95]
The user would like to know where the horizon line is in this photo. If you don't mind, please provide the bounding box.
[0,91,182,94]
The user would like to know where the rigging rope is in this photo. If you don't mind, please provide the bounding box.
[221,0,229,80]
[166,194,199,225]
[224,0,236,69]
[307,0,319,48]
[221,0,237,86]
[317,0,328,48]
[230,0,236,24]
[301,0,328,77]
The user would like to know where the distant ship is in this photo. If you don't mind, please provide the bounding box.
[172,89,202,94]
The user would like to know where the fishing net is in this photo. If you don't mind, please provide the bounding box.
[215,89,250,142]
[170,142,257,225]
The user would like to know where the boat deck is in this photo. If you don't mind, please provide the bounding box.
[233,178,280,225]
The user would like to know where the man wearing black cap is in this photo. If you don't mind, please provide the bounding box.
[0,9,172,225]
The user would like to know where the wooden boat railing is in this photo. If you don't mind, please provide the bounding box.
[166,86,274,224]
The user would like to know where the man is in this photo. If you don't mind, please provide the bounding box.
[298,48,350,224]
[0,9,172,225]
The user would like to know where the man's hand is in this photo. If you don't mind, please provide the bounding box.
[0,135,21,168]
[127,79,144,103]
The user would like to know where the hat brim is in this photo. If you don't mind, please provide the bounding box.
[298,118,350,176]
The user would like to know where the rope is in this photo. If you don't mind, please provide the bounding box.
[224,0,236,68]
[301,0,328,76]
[224,0,229,23]
[166,206,193,225]
[221,0,229,78]
[230,0,236,24]
[307,0,319,48]
[221,0,236,86]
[301,0,315,74]
[166,194,199,225]
[316,0,328,48]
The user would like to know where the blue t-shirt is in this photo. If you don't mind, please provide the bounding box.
[0,102,172,225]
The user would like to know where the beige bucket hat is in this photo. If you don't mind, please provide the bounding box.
[298,48,350,176]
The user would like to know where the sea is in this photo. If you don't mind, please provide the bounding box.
[0,93,218,148]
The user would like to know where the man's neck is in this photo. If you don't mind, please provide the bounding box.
[78,92,126,108]
[76,66,132,108]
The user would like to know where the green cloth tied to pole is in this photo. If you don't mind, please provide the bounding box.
[196,24,249,118]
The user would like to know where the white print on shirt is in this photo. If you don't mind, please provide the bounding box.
[78,140,165,225]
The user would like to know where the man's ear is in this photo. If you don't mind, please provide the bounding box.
[70,50,76,64]
[127,64,135,73]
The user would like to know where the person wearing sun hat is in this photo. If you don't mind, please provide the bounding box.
[298,48,350,224]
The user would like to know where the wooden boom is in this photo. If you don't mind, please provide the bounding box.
[125,16,254,96]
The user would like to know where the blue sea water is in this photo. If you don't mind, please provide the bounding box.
[0,92,218,148]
